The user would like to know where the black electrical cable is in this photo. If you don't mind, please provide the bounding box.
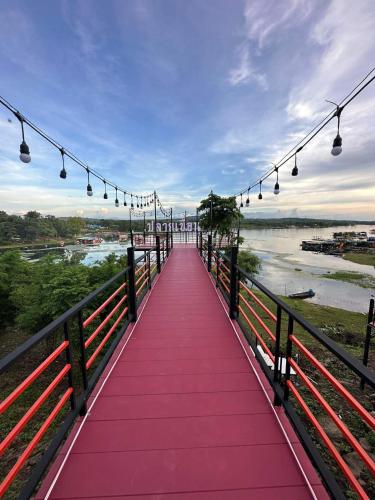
[233,66,375,198]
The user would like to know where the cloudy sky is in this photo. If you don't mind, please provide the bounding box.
[0,0,374,219]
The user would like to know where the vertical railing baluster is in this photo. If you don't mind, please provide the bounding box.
[216,252,220,287]
[207,234,212,273]
[156,235,161,273]
[284,315,294,400]
[361,298,374,389]
[229,246,238,319]
[199,232,203,256]
[273,304,282,405]
[127,247,137,321]
[147,251,151,289]
[77,310,88,415]
[63,321,76,411]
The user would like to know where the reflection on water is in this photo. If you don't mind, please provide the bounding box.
[22,226,375,313]
[241,225,375,313]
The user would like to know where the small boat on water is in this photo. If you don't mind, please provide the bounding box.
[288,289,315,299]
[76,236,102,246]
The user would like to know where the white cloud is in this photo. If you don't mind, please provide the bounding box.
[244,0,313,49]
[228,44,267,89]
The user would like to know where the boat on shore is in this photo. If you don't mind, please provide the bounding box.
[288,289,315,299]
[76,236,102,246]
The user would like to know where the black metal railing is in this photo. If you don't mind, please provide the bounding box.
[0,243,170,499]
[200,242,375,500]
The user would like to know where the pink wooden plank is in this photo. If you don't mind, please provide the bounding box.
[49,444,307,498]
[101,372,260,396]
[70,413,285,454]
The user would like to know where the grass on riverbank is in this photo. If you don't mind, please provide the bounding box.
[343,252,375,267]
[321,270,375,289]
[0,239,75,250]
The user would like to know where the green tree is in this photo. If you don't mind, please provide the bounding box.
[198,192,243,245]
[0,251,30,325]
[238,250,261,276]
[66,216,85,236]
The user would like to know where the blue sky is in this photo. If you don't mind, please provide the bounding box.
[0,0,374,219]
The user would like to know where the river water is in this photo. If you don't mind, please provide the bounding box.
[22,224,374,313]
[241,225,375,313]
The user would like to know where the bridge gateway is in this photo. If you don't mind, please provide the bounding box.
[0,236,374,499]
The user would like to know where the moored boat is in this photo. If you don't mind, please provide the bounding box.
[288,289,315,299]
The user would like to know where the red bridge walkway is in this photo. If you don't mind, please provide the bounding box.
[37,247,327,499]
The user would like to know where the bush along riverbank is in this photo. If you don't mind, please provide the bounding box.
[322,270,375,289]
[343,252,375,267]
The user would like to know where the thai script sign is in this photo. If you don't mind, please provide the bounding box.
[147,221,201,232]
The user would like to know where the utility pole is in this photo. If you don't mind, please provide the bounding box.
[185,210,187,243]
[129,208,133,246]
[170,207,173,248]
[210,190,213,238]
[154,190,157,236]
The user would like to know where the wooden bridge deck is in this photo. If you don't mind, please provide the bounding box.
[37,247,326,499]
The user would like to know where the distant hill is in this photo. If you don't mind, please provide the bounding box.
[240,218,375,229]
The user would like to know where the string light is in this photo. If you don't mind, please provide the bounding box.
[136,196,139,208]
[258,181,263,200]
[291,154,298,176]
[115,187,119,207]
[246,188,250,207]
[123,192,127,207]
[15,112,31,163]
[331,104,343,156]
[227,66,375,201]
[240,193,244,208]
[103,180,108,199]
[86,168,93,197]
[274,168,280,195]
[131,194,134,209]
[59,148,67,179]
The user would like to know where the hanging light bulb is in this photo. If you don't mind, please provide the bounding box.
[331,105,343,156]
[331,134,342,156]
[240,193,244,208]
[258,181,263,200]
[140,196,143,209]
[246,188,250,207]
[103,180,108,199]
[115,187,119,207]
[124,193,127,206]
[136,196,139,208]
[274,168,280,195]
[86,169,93,196]
[291,154,298,176]
[16,113,31,163]
[59,148,67,179]
[131,194,134,209]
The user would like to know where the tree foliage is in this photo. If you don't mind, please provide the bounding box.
[198,192,243,243]
[0,251,127,334]
[0,211,86,244]
[238,250,261,276]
